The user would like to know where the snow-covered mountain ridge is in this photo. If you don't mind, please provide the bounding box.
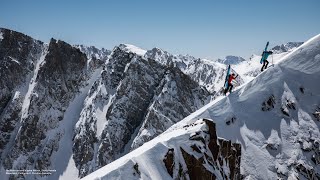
[83,34,320,179]
[165,34,320,179]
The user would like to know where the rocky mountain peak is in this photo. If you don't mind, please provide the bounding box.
[271,42,304,53]
[144,47,171,65]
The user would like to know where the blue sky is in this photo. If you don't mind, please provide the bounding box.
[1,0,319,59]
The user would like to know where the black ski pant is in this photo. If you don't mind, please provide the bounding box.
[228,83,234,93]
[224,83,234,94]
[261,60,269,71]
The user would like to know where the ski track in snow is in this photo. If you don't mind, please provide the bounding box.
[49,68,103,180]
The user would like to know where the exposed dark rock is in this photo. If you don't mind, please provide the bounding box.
[161,119,241,179]
[266,143,279,151]
[181,147,216,180]
[271,42,303,53]
[313,106,320,121]
[226,116,237,125]
[0,28,43,159]
[299,86,305,94]
[163,148,175,177]
[189,133,206,144]
[191,144,202,153]
[295,162,320,179]
[281,107,290,116]
[281,98,296,117]
[286,100,296,110]
[2,36,90,179]
[75,44,110,71]
[262,95,276,111]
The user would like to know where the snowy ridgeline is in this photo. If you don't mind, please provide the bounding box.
[83,34,320,179]
[82,119,241,180]
[166,34,320,179]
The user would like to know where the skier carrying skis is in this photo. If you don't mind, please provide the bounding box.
[260,48,273,71]
[224,73,238,94]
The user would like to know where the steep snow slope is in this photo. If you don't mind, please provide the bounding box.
[83,34,320,180]
[166,34,320,179]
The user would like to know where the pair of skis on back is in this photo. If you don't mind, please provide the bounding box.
[223,41,270,94]
[223,65,237,95]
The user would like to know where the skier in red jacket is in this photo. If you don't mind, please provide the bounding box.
[225,73,238,94]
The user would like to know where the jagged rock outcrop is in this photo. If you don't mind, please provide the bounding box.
[75,44,111,70]
[81,119,241,180]
[261,95,276,111]
[173,119,241,180]
[72,45,212,177]
[131,65,211,149]
[0,28,44,158]
[1,35,92,179]
[271,42,304,54]
[144,48,245,94]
